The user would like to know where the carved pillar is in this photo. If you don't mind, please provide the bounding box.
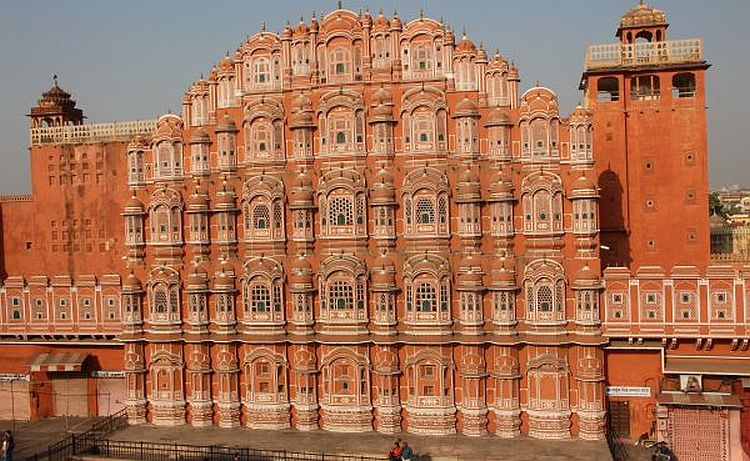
[185,343,213,427]
[458,345,488,436]
[215,344,241,428]
[491,346,521,437]
[123,342,147,424]
[373,346,401,433]
[574,347,606,440]
[291,345,319,431]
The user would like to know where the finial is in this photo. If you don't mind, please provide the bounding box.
[462,26,467,37]
[261,21,266,32]
[53,74,58,86]
[535,80,540,87]
[337,0,342,9]
[639,0,644,5]
[199,72,204,80]
[419,7,424,19]
[312,10,316,19]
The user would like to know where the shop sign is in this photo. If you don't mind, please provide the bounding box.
[0,373,30,382]
[91,371,126,378]
[605,386,651,397]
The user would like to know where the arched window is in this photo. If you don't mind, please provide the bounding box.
[148,269,181,325]
[149,192,182,244]
[415,282,437,312]
[329,280,354,310]
[402,168,450,237]
[524,261,566,324]
[413,111,435,151]
[241,260,284,324]
[329,47,350,82]
[243,196,284,242]
[254,58,271,85]
[403,255,451,326]
[293,44,309,75]
[522,174,563,235]
[128,150,145,184]
[672,73,696,98]
[153,140,182,178]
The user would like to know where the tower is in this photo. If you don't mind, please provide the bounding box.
[581,2,709,270]
[28,76,84,128]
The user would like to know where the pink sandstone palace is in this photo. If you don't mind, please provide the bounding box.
[0,3,748,460]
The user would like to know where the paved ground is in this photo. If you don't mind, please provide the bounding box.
[109,424,613,461]
[0,416,102,460]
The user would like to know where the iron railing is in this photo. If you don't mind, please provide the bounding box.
[605,421,630,461]
[29,408,128,461]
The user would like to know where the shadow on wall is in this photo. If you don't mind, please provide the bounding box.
[598,169,631,268]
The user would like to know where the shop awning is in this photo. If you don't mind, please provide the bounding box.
[664,356,750,376]
[28,352,89,372]
[657,392,743,408]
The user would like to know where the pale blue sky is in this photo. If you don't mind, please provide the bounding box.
[0,1,747,193]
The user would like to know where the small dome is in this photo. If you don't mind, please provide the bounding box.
[373,11,389,29]
[476,46,488,61]
[456,167,481,202]
[123,272,143,291]
[485,107,513,127]
[214,182,237,208]
[290,111,315,128]
[571,174,597,193]
[289,255,313,286]
[213,261,236,290]
[187,187,210,209]
[219,54,234,72]
[294,18,309,36]
[457,254,483,286]
[454,97,480,117]
[282,22,293,38]
[490,257,517,288]
[456,34,476,53]
[370,169,396,203]
[573,265,600,287]
[372,86,392,106]
[189,127,211,144]
[444,28,455,44]
[215,115,238,133]
[292,93,312,111]
[290,171,314,207]
[309,14,319,32]
[186,267,208,290]
[123,194,145,214]
[619,3,667,30]
[389,12,402,29]
[37,80,76,110]
[488,170,514,198]
[371,253,396,287]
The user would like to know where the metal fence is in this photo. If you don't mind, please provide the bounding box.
[605,422,630,461]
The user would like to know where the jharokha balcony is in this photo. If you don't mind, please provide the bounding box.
[584,38,704,71]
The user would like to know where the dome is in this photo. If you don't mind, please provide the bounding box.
[294,18,309,36]
[456,34,476,53]
[219,54,234,72]
[189,127,211,145]
[37,80,76,111]
[282,22,293,38]
[372,86,392,106]
[213,261,236,290]
[186,267,208,290]
[123,194,145,214]
[290,111,315,128]
[309,14,319,32]
[371,253,396,287]
[389,13,402,30]
[457,254,483,286]
[619,3,667,30]
[370,168,396,204]
[292,93,312,111]
[571,174,597,194]
[454,97,480,117]
[123,272,143,292]
[373,11,389,29]
[215,115,238,133]
[476,46,488,61]
[573,265,600,287]
[488,170,514,198]
[485,107,513,127]
[444,28,455,44]
[290,171,314,208]
[490,257,517,288]
[214,182,237,208]
[456,167,481,202]
[289,255,313,286]
[187,187,210,209]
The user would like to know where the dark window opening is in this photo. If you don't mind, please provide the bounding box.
[597,77,620,102]
[672,73,696,98]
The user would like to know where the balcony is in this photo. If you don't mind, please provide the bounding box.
[30,119,156,145]
[584,39,704,71]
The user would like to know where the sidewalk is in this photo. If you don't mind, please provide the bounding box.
[109,424,612,461]
[0,416,102,461]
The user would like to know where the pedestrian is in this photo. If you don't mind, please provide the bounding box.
[400,441,413,461]
[2,430,15,461]
[388,440,401,461]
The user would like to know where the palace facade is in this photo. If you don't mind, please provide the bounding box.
[0,3,748,459]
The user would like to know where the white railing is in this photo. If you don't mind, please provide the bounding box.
[585,39,703,70]
[30,119,157,145]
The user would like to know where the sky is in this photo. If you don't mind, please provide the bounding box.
[0,0,748,194]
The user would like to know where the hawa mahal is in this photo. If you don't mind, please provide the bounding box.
[0,3,748,459]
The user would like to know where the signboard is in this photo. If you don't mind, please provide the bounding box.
[0,373,30,382]
[605,386,651,397]
[91,371,126,379]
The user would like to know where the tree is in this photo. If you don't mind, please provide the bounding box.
[709,191,741,219]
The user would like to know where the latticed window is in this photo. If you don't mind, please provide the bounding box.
[537,285,553,312]
[254,58,271,84]
[253,204,270,229]
[251,285,271,312]
[330,197,353,226]
[416,198,435,224]
[154,288,168,313]
[329,280,354,310]
[189,294,206,315]
[416,282,437,312]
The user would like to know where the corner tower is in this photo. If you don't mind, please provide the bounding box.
[28,76,84,128]
[581,2,709,270]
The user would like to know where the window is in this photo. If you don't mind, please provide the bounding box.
[253,204,269,229]
[415,198,435,224]
[254,58,270,85]
[631,75,660,100]
[672,73,696,98]
[329,280,353,310]
[415,282,437,312]
[250,285,271,312]
[330,196,353,226]
[597,77,620,102]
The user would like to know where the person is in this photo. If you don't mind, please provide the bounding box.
[400,441,413,461]
[2,430,15,461]
[388,441,401,461]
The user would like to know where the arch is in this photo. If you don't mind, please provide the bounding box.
[318,169,367,237]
